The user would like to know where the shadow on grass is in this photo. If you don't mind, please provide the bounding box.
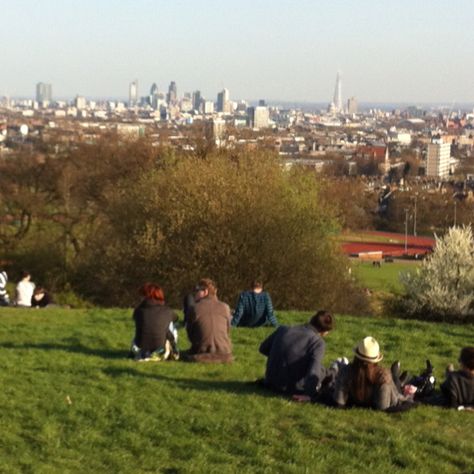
[103,366,282,399]
[0,341,128,359]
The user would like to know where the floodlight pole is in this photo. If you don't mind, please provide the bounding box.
[404,208,409,253]
[413,194,417,236]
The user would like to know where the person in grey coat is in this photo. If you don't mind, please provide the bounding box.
[259,311,334,397]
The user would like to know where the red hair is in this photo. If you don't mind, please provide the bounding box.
[140,283,165,303]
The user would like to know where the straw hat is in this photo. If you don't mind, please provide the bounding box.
[354,336,383,363]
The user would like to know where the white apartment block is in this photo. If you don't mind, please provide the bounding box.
[426,142,451,178]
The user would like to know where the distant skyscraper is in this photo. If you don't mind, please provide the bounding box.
[427,140,451,178]
[248,106,269,129]
[332,72,342,113]
[150,83,159,109]
[75,95,87,110]
[347,97,358,114]
[192,90,202,111]
[167,81,177,105]
[217,88,230,113]
[129,80,138,107]
[36,82,52,104]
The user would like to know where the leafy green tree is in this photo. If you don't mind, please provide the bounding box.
[77,151,366,311]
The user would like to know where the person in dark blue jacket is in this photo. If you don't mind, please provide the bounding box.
[231,280,278,327]
[259,311,334,397]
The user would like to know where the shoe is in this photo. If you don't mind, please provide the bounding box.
[391,360,401,381]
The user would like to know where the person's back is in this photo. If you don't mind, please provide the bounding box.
[259,311,333,396]
[134,300,178,352]
[16,271,35,307]
[333,337,409,411]
[261,324,325,394]
[0,270,9,306]
[232,281,278,327]
[188,295,232,354]
[441,347,474,409]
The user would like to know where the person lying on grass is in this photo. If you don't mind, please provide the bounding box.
[130,283,179,362]
[259,311,339,398]
[440,346,474,411]
[333,336,414,411]
[185,278,233,363]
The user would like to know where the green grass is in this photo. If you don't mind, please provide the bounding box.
[352,260,419,294]
[0,308,473,473]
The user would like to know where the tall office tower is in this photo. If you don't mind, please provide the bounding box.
[426,140,451,178]
[36,82,52,105]
[217,88,230,113]
[150,83,159,109]
[258,99,266,106]
[347,96,358,114]
[167,81,177,105]
[332,72,342,113]
[192,90,202,111]
[248,106,269,129]
[129,80,138,107]
[203,100,214,114]
[75,95,87,110]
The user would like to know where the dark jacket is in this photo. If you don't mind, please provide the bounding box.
[31,292,51,308]
[133,299,178,352]
[186,295,232,355]
[259,324,327,396]
[231,290,278,327]
[441,370,474,408]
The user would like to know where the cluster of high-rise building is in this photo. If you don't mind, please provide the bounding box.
[2,74,474,181]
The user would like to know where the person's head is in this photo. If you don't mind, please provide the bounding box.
[251,280,263,293]
[459,347,474,372]
[140,283,165,304]
[33,287,46,299]
[21,271,31,281]
[195,278,216,301]
[309,310,334,335]
[353,336,383,364]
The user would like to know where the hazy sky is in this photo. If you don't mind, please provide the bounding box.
[1,0,473,103]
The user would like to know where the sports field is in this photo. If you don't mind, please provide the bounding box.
[341,231,435,258]
[0,308,472,473]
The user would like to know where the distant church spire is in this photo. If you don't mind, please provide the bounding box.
[333,72,342,113]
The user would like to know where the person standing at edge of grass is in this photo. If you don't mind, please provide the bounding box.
[440,346,474,410]
[333,336,413,411]
[15,271,35,307]
[0,270,10,306]
[130,283,179,362]
[259,311,336,398]
[231,280,278,328]
[185,278,233,363]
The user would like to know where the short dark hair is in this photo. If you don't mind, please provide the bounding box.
[309,310,334,333]
[460,347,474,370]
[21,270,31,279]
[251,280,263,290]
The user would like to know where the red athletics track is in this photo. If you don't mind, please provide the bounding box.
[341,231,435,257]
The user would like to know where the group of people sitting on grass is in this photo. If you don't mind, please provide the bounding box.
[129,277,474,412]
[0,270,52,308]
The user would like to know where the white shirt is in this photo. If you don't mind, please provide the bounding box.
[16,280,35,307]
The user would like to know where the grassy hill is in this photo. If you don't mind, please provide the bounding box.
[0,308,472,473]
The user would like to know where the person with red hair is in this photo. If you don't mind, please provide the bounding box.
[130,283,179,361]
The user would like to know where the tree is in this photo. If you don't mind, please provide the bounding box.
[400,226,474,322]
[76,150,367,312]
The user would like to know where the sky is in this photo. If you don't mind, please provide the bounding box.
[1,0,473,104]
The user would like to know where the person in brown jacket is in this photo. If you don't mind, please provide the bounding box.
[185,278,233,363]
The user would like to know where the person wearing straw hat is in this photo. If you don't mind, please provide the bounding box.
[333,336,411,410]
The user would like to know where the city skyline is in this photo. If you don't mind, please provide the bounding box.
[1,0,473,103]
